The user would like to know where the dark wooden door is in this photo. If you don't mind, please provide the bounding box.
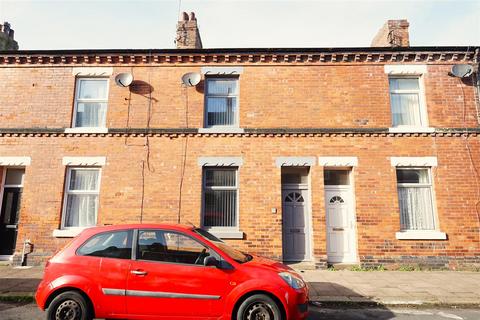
[0,187,22,255]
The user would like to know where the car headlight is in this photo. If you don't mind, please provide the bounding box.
[278,272,305,289]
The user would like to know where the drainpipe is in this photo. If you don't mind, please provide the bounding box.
[21,239,33,266]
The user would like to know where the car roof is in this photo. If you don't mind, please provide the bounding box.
[82,223,196,233]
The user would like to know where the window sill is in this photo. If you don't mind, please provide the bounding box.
[395,230,447,240]
[64,127,108,134]
[52,228,87,238]
[388,127,435,133]
[198,128,245,134]
[206,229,244,239]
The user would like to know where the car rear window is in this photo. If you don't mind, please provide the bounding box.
[77,230,132,260]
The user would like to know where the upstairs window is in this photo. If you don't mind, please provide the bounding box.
[389,77,425,127]
[396,168,436,231]
[205,77,238,127]
[73,78,109,128]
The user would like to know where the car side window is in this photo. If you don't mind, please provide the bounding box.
[77,230,132,259]
[137,229,212,265]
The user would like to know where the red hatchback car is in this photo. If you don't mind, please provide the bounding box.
[36,224,309,320]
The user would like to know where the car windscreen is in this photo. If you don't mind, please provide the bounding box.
[193,228,249,264]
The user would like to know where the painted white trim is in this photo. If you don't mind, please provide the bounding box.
[275,157,316,168]
[390,156,438,167]
[318,156,358,167]
[0,157,31,166]
[388,127,435,133]
[72,67,113,76]
[52,228,86,238]
[206,229,244,239]
[384,64,428,75]
[64,127,108,134]
[201,67,243,75]
[0,255,13,262]
[395,230,447,240]
[62,157,106,166]
[198,157,243,167]
[198,128,245,134]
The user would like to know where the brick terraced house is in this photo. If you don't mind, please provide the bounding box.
[0,16,479,268]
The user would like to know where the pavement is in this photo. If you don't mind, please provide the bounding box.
[1,266,480,308]
[301,270,480,307]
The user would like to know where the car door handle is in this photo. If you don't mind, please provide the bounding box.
[130,270,148,276]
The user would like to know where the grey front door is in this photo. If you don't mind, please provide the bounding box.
[282,189,308,261]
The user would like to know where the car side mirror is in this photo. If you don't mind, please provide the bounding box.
[204,256,219,267]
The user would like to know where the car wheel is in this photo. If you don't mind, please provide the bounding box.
[236,294,283,320]
[46,291,92,320]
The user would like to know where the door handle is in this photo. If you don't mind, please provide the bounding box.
[130,270,148,276]
[332,227,344,231]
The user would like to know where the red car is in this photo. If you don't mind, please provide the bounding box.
[35,224,309,320]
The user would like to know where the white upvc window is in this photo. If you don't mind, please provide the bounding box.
[396,168,436,231]
[389,77,427,128]
[204,77,239,128]
[73,78,109,128]
[202,167,238,229]
[61,167,101,229]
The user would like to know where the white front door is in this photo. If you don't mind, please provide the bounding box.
[282,189,309,261]
[325,187,357,263]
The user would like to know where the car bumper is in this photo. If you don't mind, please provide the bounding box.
[35,279,49,310]
[285,286,309,320]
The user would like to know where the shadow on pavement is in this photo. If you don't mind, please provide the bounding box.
[0,278,40,293]
[307,282,396,320]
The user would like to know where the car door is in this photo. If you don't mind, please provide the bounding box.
[126,229,233,318]
[75,229,133,316]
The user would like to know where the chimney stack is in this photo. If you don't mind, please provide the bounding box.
[175,12,203,49]
[0,21,19,50]
[371,19,410,47]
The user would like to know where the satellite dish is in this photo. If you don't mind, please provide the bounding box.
[115,73,134,87]
[181,72,201,87]
[450,64,473,78]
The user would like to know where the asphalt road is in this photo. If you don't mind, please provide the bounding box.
[1,302,480,320]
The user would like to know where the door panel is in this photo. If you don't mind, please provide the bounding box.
[0,188,22,255]
[127,260,230,318]
[325,188,357,263]
[282,189,308,261]
[127,229,232,318]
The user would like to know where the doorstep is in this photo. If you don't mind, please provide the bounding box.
[284,261,316,271]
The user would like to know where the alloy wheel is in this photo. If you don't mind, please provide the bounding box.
[245,302,275,320]
[55,299,82,320]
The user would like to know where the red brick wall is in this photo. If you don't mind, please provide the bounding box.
[0,64,477,130]
[1,60,479,268]
[4,134,479,267]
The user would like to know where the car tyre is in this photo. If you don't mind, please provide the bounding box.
[236,294,283,320]
[46,291,92,320]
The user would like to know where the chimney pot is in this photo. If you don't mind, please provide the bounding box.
[180,12,189,21]
[189,12,196,21]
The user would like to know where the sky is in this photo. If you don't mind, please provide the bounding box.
[0,0,479,50]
